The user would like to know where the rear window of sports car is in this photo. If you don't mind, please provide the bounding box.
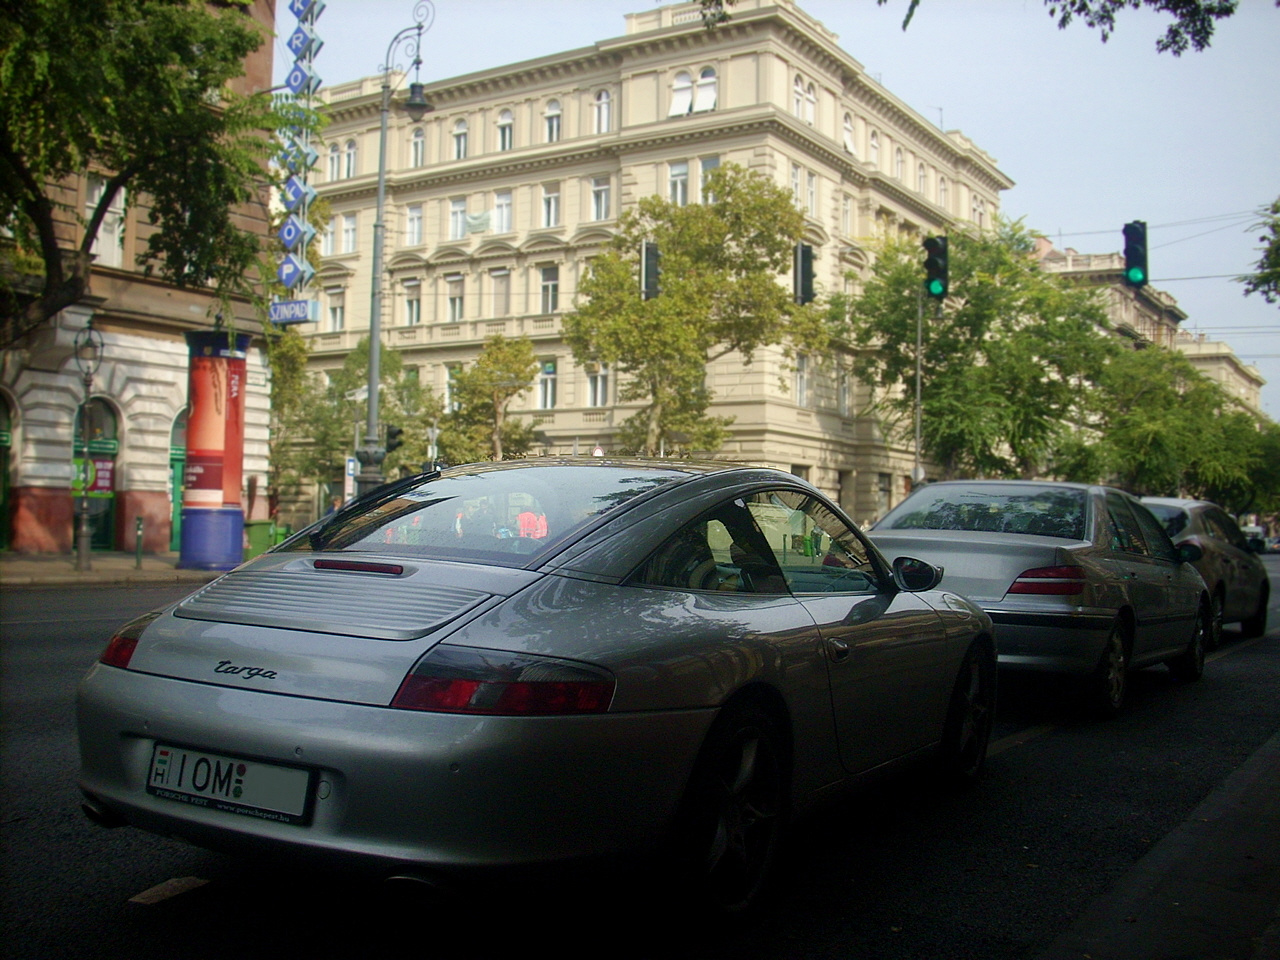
[876,485,1088,540]
[281,465,690,565]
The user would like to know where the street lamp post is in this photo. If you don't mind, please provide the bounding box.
[355,1,435,497]
[73,321,105,572]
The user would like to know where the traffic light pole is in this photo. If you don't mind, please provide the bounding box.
[913,286,923,488]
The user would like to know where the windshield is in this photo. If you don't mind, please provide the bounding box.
[281,463,692,566]
[1142,503,1190,538]
[876,485,1088,540]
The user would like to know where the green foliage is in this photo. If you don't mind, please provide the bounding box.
[563,163,824,456]
[838,219,1113,479]
[441,335,538,463]
[0,0,317,345]
[1241,196,1280,306]
[264,326,313,513]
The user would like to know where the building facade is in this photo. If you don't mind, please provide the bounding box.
[306,0,1012,526]
[0,0,276,554]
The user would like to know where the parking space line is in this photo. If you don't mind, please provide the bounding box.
[128,876,208,905]
[988,724,1057,758]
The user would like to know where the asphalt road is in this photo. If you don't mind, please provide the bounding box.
[1,570,1277,960]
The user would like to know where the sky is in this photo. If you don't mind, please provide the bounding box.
[272,0,1280,418]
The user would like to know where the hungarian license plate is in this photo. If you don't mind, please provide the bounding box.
[147,744,313,825]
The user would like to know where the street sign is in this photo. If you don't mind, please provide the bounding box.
[277,255,314,289]
[277,215,315,251]
[282,177,316,213]
[285,62,321,97]
[269,300,319,324]
[288,23,323,59]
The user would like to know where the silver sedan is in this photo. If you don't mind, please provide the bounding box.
[869,480,1210,717]
[77,460,995,914]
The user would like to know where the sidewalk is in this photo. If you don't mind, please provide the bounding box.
[0,550,224,588]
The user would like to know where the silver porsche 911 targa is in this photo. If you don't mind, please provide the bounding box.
[77,460,995,913]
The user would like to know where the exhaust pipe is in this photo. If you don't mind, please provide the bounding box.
[81,796,128,829]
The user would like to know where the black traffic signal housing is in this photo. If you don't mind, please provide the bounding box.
[923,235,948,299]
[385,424,405,455]
[1122,220,1148,288]
[794,243,815,304]
[641,241,661,300]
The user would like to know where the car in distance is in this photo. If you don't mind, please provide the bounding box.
[868,480,1209,716]
[77,460,996,914]
[1141,497,1269,644]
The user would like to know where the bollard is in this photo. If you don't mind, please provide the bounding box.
[135,516,144,569]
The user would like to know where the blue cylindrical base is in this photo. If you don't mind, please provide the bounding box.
[178,507,244,570]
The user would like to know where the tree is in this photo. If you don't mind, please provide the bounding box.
[1241,196,1280,305]
[0,0,303,346]
[697,0,1270,54]
[264,326,313,518]
[444,335,538,462]
[563,163,825,456]
[837,219,1113,479]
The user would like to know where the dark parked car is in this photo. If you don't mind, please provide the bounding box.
[77,460,996,915]
[869,480,1209,716]
[1141,498,1269,645]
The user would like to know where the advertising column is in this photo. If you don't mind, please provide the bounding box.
[178,331,250,569]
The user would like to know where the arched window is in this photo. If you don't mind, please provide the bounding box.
[938,177,949,210]
[693,67,717,112]
[411,128,425,167]
[497,109,513,151]
[894,148,904,180]
[793,75,805,117]
[668,72,693,116]
[544,100,561,142]
[842,114,856,155]
[917,163,927,193]
[804,83,816,124]
[343,139,357,178]
[327,142,341,180]
[593,90,611,133]
[452,119,468,160]
[869,131,880,169]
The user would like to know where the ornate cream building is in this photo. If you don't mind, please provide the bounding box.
[308,0,1012,525]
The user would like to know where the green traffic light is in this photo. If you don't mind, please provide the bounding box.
[927,278,946,297]
[1126,266,1146,285]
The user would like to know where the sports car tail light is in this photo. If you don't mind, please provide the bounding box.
[98,610,163,669]
[1008,565,1087,596]
[392,646,615,715]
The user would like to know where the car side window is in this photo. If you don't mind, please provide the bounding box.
[745,490,880,595]
[1106,493,1149,557]
[1208,509,1249,551]
[1130,502,1178,562]
[631,499,786,594]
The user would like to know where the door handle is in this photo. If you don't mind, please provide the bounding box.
[827,638,850,662]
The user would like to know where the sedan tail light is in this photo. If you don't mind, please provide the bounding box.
[98,610,163,669]
[392,645,615,715]
[1007,565,1087,596]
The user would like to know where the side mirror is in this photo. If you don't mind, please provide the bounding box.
[892,555,943,592]
[1176,541,1203,564]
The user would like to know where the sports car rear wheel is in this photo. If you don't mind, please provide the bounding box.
[675,703,788,916]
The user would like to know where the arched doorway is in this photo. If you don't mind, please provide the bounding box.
[169,408,187,551]
[74,398,118,550]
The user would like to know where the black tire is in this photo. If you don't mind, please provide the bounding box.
[1240,584,1269,639]
[1168,603,1207,682]
[1087,621,1129,718]
[939,641,997,785]
[1206,590,1225,651]
[672,703,788,916]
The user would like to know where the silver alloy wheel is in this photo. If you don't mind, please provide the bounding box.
[1091,623,1128,717]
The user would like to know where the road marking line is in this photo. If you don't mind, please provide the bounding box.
[988,724,1056,758]
[128,876,208,905]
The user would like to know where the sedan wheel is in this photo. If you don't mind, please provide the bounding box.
[675,704,788,916]
[940,642,996,785]
[1206,592,1225,651]
[1168,604,1207,682]
[1088,623,1128,718]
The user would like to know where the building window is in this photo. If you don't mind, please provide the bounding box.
[894,147,904,180]
[972,195,987,228]
[869,130,880,168]
[326,289,345,331]
[791,163,801,203]
[538,359,557,410]
[669,161,689,206]
[793,75,804,117]
[669,71,693,116]
[452,119,468,160]
[542,183,560,227]
[405,204,423,246]
[794,354,809,408]
[540,266,559,314]
[806,171,816,215]
[327,142,341,180]
[693,67,717,112]
[404,283,421,325]
[494,190,512,233]
[86,175,125,268]
[344,139,357,178]
[842,113,856,155]
[593,90,611,133]
[700,155,720,201]
[591,176,611,220]
[445,364,461,412]
[491,269,511,316]
[450,198,466,240]
[497,109,513,151]
[587,363,609,407]
[877,473,892,518]
[838,367,851,417]
[938,177,949,210]
[322,217,335,256]
[341,213,356,253]
[917,162,927,194]
[411,128,425,167]
[804,83,816,124]
[544,100,561,142]
[446,274,464,322]
[841,194,851,235]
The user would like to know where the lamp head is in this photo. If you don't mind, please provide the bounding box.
[405,82,433,122]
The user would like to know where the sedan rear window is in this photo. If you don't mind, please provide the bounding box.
[877,486,1088,540]
[283,464,690,565]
